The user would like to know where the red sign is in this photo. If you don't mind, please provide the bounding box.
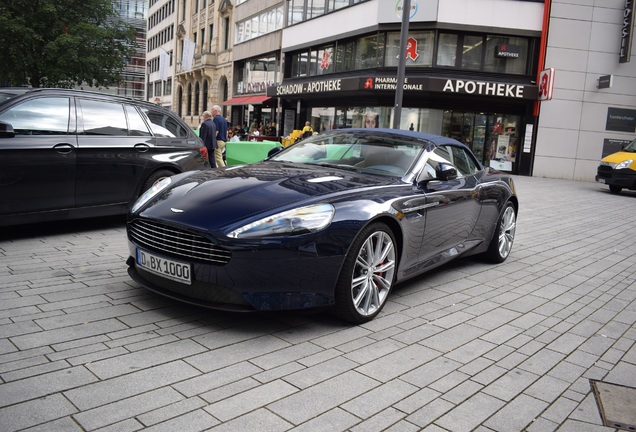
[538,68,555,101]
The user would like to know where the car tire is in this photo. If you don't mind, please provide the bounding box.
[140,170,175,195]
[484,202,516,263]
[333,222,397,323]
[609,185,622,194]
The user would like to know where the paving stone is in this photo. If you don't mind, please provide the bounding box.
[137,396,207,427]
[73,387,184,430]
[349,406,407,432]
[64,361,200,410]
[205,379,297,421]
[205,408,292,432]
[172,362,263,398]
[483,394,548,431]
[434,392,506,432]
[0,394,78,431]
[0,365,97,407]
[268,370,379,424]
[283,356,357,389]
[287,407,360,432]
[142,409,219,432]
[10,319,129,350]
[341,379,418,419]
[481,367,539,401]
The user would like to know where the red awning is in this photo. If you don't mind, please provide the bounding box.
[221,95,272,105]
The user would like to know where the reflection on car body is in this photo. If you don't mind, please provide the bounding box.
[126,128,518,323]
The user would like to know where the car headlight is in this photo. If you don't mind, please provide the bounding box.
[228,203,335,238]
[131,177,172,213]
[615,159,634,170]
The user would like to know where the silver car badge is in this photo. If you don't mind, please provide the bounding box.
[170,208,185,213]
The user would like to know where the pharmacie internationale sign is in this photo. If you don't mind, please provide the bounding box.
[268,76,538,100]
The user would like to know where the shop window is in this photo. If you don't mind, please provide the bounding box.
[484,36,529,75]
[335,41,355,72]
[291,52,309,77]
[356,34,382,69]
[330,0,349,12]
[309,0,326,19]
[288,0,304,25]
[311,46,334,76]
[385,31,434,67]
[437,33,458,67]
[462,35,483,70]
[194,82,200,115]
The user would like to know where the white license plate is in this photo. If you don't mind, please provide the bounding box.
[136,249,191,285]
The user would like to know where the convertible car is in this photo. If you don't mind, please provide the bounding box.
[126,128,518,323]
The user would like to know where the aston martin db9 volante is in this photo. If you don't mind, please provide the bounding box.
[126,128,518,323]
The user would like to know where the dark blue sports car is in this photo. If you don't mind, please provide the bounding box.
[126,128,518,323]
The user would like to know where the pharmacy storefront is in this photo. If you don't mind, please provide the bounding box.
[268,75,539,175]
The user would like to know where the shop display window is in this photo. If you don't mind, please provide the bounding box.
[385,31,434,67]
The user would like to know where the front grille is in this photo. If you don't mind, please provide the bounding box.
[597,165,613,177]
[129,219,231,265]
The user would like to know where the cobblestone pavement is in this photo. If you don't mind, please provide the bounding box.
[0,175,635,432]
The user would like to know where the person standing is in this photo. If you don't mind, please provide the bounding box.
[211,105,228,167]
[199,111,217,168]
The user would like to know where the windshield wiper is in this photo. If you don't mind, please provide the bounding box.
[312,162,359,171]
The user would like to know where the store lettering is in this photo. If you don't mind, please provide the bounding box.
[374,77,423,91]
[442,80,525,98]
[306,79,342,93]
[276,84,305,95]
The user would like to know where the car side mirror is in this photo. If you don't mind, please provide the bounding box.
[0,121,15,138]
[267,146,284,158]
[436,163,458,181]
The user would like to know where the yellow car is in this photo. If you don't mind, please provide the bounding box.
[596,138,636,194]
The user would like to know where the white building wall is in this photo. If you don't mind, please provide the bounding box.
[535,0,636,181]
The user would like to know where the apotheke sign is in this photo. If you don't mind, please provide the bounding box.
[268,76,538,100]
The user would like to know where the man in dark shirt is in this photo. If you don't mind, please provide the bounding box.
[211,105,228,167]
[199,111,217,168]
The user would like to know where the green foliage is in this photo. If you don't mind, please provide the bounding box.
[0,0,137,88]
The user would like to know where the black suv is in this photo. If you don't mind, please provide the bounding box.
[0,88,210,226]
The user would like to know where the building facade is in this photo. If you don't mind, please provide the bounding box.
[172,0,235,129]
[146,0,178,108]
[534,0,636,181]
[155,0,635,180]
[267,0,545,174]
[113,0,147,99]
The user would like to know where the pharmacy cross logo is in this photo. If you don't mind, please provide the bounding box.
[406,37,419,60]
[319,50,330,70]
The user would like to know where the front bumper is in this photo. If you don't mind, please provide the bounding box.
[595,167,636,190]
[126,239,345,312]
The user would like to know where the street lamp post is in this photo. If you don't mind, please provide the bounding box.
[392,0,411,130]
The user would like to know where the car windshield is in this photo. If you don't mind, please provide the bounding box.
[269,131,424,177]
[623,138,636,153]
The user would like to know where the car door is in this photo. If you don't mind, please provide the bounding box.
[417,144,482,263]
[0,96,77,216]
[75,98,153,207]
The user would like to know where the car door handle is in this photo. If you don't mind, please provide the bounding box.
[52,143,75,154]
[134,144,151,152]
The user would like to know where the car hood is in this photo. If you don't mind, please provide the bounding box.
[601,151,636,169]
[138,162,403,231]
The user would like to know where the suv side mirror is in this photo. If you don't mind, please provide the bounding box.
[0,121,15,138]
